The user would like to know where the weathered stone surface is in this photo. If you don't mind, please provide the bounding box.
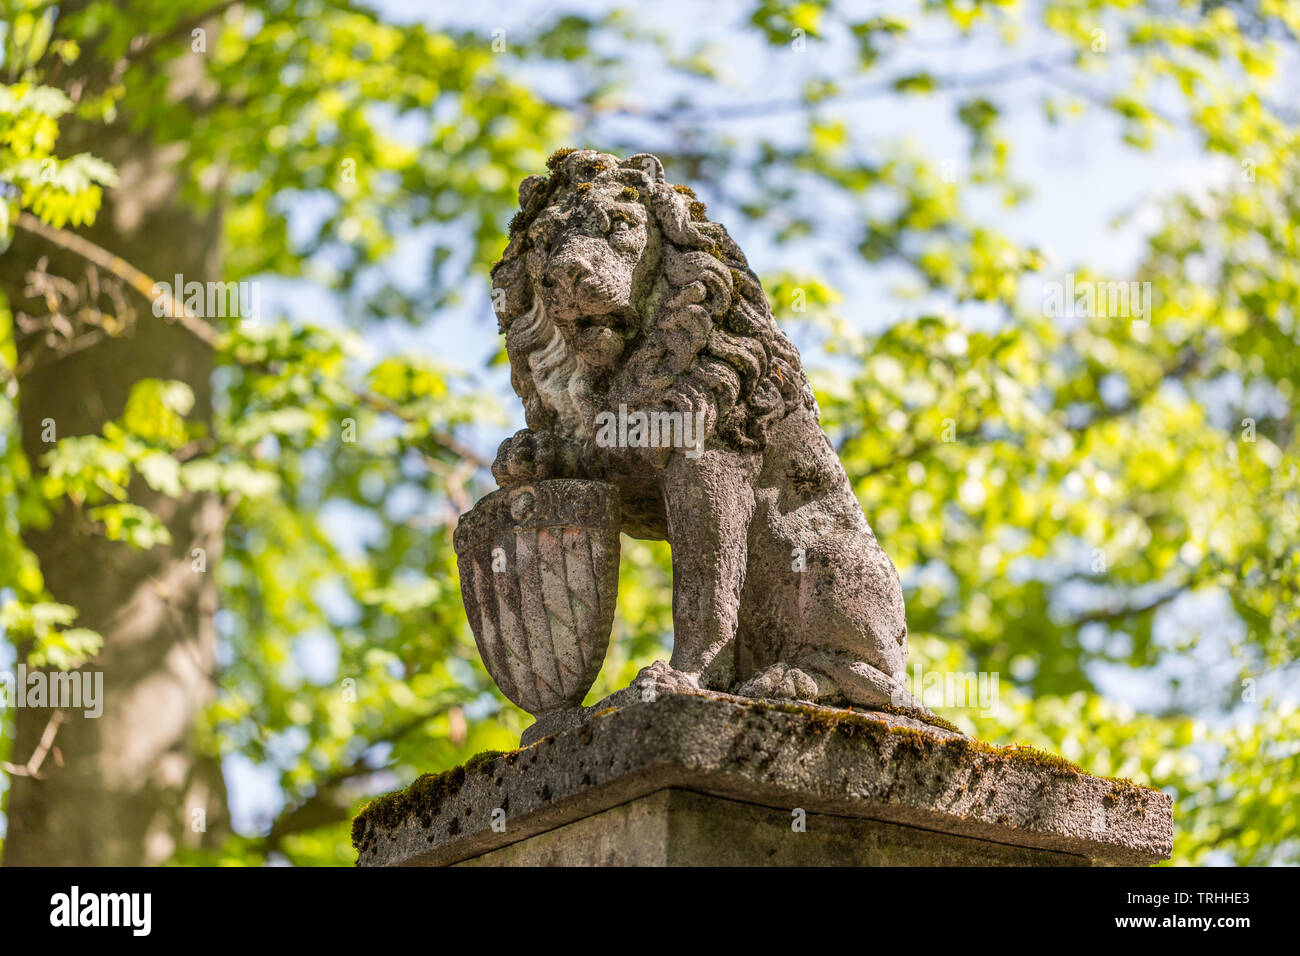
[353,691,1173,867]
[454,789,1089,866]
[469,148,928,716]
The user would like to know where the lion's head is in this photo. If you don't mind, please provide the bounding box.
[490,149,815,451]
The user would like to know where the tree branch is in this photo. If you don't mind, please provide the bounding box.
[562,54,1079,125]
[14,211,219,346]
[122,0,244,69]
[1,709,65,779]
[256,706,453,856]
[1070,582,1189,625]
[10,212,490,469]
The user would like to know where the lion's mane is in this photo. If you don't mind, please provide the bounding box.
[490,149,816,452]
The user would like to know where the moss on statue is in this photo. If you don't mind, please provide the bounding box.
[546,146,577,171]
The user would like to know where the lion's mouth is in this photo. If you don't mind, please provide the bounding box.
[571,303,637,335]
[573,323,629,368]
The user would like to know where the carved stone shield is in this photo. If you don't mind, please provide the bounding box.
[453,480,621,717]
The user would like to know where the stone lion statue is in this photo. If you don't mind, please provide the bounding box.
[487,148,922,711]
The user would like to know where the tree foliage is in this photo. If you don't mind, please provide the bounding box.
[1,0,1297,865]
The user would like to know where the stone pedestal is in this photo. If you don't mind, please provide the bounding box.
[352,691,1173,867]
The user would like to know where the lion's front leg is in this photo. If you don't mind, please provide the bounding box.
[491,428,594,488]
[660,447,758,691]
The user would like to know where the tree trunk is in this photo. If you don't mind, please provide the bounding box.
[1,94,229,863]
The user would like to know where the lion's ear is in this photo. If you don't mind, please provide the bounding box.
[621,153,665,183]
[649,182,711,250]
[518,175,547,210]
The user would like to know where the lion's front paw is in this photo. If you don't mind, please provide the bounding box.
[635,660,702,694]
[491,429,583,487]
[735,663,824,702]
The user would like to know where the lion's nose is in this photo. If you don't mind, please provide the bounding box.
[554,253,596,294]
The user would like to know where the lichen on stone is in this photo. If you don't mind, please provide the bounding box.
[353,749,514,852]
[872,702,963,734]
[546,146,577,171]
[465,749,504,774]
[739,695,1143,788]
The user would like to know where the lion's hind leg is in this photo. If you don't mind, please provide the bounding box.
[733,651,928,713]
[794,649,928,713]
[733,661,827,703]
